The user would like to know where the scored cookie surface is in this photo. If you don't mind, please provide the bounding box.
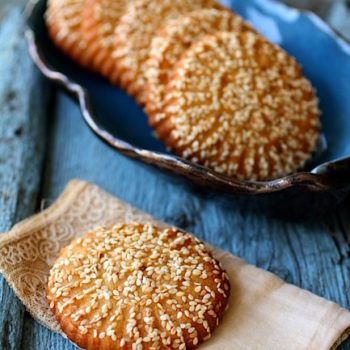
[113,0,224,105]
[46,0,91,68]
[81,0,130,83]
[47,223,230,350]
[145,9,254,128]
[157,31,321,181]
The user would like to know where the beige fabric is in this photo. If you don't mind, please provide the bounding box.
[0,179,349,349]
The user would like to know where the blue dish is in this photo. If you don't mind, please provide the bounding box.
[25,0,350,214]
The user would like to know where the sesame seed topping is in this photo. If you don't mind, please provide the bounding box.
[113,0,224,103]
[46,0,88,64]
[157,31,320,181]
[47,223,230,348]
[80,0,130,81]
[146,8,254,128]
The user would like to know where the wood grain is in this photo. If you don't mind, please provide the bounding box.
[0,7,49,350]
[0,0,348,349]
[19,92,350,349]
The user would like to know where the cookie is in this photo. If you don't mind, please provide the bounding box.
[113,0,224,105]
[80,0,130,83]
[46,0,91,68]
[145,9,254,128]
[157,31,320,181]
[47,223,230,350]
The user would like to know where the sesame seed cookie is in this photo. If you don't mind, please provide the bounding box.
[46,0,91,68]
[113,0,224,105]
[80,0,130,83]
[157,31,321,181]
[47,223,230,350]
[145,9,254,128]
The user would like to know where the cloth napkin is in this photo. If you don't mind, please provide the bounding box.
[0,179,349,350]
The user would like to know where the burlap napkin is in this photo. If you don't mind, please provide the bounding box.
[0,179,349,349]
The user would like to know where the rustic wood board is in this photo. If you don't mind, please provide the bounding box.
[0,1,349,350]
[19,92,350,350]
[0,7,49,349]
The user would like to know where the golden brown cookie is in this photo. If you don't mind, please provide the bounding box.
[80,0,130,83]
[47,223,230,350]
[113,0,224,105]
[145,9,254,128]
[46,0,91,68]
[157,31,321,181]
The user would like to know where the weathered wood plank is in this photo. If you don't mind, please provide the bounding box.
[0,6,49,350]
[0,0,24,20]
[20,90,350,349]
[0,0,346,349]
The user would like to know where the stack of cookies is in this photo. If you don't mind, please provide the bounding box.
[46,0,321,181]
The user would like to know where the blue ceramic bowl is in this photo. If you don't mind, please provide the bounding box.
[25,0,350,211]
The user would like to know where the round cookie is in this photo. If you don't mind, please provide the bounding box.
[157,31,321,181]
[80,0,130,83]
[113,0,224,105]
[46,0,91,68]
[47,223,230,350]
[145,9,254,128]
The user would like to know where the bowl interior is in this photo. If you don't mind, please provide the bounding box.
[30,0,350,172]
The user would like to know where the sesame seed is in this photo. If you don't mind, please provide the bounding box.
[146,8,254,129]
[47,223,230,348]
[157,30,320,181]
[113,0,224,103]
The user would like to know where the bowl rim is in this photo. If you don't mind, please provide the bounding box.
[24,0,350,195]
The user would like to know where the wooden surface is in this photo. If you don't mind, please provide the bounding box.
[0,7,48,349]
[0,1,350,349]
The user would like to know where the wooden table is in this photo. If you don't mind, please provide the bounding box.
[0,1,350,349]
